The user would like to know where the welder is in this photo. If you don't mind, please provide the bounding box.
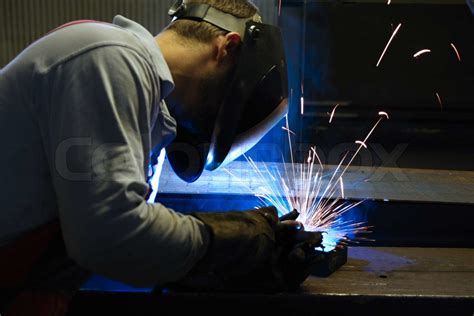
[0,1,323,314]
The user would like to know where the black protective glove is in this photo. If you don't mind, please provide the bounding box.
[173,207,324,292]
[272,209,326,290]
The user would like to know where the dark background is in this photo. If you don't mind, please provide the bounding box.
[277,0,474,170]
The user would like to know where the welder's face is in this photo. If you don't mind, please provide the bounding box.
[166,65,232,137]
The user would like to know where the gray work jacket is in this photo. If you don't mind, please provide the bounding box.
[0,16,209,287]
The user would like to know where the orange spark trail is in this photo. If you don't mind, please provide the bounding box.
[413,49,431,58]
[339,112,389,178]
[329,104,340,123]
[436,93,443,109]
[376,23,402,68]
[355,141,368,149]
[451,43,461,62]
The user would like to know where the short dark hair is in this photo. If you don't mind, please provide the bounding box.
[167,0,259,43]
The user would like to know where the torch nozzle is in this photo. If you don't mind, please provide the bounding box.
[279,209,300,221]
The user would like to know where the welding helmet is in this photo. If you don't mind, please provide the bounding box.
[166,0,289,183]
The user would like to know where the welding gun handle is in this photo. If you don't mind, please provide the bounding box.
[279,209,300,221]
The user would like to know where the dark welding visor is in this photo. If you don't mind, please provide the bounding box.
[166,1,289,183]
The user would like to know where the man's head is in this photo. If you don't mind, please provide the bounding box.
[156,0,261,136]
[157,0,289,182]
[168,0,260,43]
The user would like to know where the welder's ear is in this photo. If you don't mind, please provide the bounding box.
[216,32,241,63]
[225,32,241,51]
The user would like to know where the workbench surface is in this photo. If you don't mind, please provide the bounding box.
[69,247,474,315]
[304,247,474,297]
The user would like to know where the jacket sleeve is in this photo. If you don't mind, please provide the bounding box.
[40,45,209,287]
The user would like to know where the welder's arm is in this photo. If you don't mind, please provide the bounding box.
[42,46,209,287]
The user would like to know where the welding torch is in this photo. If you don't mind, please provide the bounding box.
[279,209,300,221]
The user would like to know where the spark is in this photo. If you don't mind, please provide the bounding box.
[285,114,296,179]
[450,43,461,62]
[413,49,431,58]
[436,92,443,109]
[376,23,402,68]
[278,0,282,17]
[282,126,296,136]
[300,83,305,116]
[387,0,391,4]
[338,113,390,179]
[230,113,389,250]
[329,104,340,123]
[339,178,345,199]
[311,146,324,169]
[355,140,368,149]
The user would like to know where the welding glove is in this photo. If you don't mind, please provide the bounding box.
[173,206,324,292]
[273,222,325,290]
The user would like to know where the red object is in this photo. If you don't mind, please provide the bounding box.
[4,291,71,316]
[0,221,60,287]
[47,19,103,35]
[0,221,68,316]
